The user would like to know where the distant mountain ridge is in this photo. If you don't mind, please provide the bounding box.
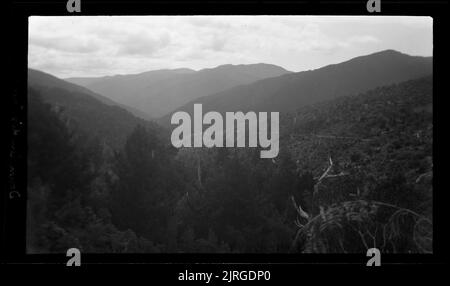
[67,68,196,87]
[65,63,292,118]
[29,49,432,149]
[161,50,432,125]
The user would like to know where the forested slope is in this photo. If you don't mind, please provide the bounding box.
[27,75,433,253]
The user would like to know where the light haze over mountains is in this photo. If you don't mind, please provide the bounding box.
[66,63,291,118]
[29,49,432,149]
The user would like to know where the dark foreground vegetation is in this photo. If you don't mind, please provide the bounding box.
[27,76,432,253]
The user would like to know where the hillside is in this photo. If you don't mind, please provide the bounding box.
[28,69,157,149]
[66,64,291,118]
[161,76,433,253]
[162,50,432,125]
[283,76,432,183]
[27,70,433,253]
[29,69,151,120]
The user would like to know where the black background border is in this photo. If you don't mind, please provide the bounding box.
[5,0,449,274]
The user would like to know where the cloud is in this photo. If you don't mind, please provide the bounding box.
[28,16,432,78]
[349,35,380,44]
[115,32,171,57]
[30,34,100,54]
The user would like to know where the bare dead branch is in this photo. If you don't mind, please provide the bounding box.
[313,157,349,197]
[291,195,309,220]
[415,171,432,183]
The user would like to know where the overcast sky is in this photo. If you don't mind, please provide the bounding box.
[28,16,432,78]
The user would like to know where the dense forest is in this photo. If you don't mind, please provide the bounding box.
[27,75,432,253]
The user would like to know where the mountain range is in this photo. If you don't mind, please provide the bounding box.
[160,50,432,126]
[28,49,433,150]
[66,63,291,118]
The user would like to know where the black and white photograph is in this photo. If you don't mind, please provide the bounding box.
[25,15,433,254]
